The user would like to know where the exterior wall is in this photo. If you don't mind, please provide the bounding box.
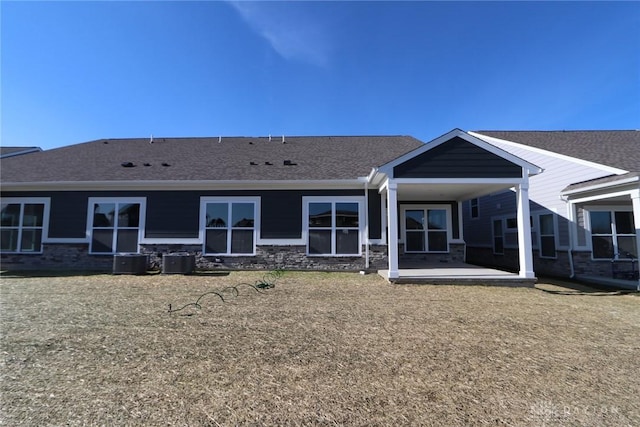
[1,189,389,272]
[1,244,113,271]
[3,189,372,241]
[143,244,388,272]
[0,243,388,272]
[462,136,633,281]
[465,246,573,277]
[399,242,465,265]
[466,245,636,280]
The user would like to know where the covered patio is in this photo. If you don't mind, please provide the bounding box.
[378,261,536,286]
[368,129,543,285]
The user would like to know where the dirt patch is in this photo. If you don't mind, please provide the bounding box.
[1,271,638,426]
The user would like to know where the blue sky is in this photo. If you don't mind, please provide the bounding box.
[2,1,639,150]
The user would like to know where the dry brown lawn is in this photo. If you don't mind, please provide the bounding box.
[1,271,638,426]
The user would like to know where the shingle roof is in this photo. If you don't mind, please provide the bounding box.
[474,130,640,173]
[0,136,424,183]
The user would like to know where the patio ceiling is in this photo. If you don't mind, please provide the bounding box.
[396,182,515,202]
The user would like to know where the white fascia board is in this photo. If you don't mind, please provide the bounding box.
[562,175,639,197]
[393,177,524,185]
[469,132,628,176]
[378,129,543,177]
[565,189,637,205]
[1,179,366,192]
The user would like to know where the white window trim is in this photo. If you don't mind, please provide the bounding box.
[585,205,636,261]
[303,196,365,257]
[538,213,558,259]
[199,196,260,256]
[470,198,480,220]
[87,197,146,255]
[0,197,50,254]
[400,204,452,254]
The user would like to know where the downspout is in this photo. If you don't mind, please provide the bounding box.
[561,195,576,279]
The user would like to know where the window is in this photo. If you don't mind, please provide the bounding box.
[403,206,449,253]
[306,199,362,256]
[89,200,143,254]
[202,199,257,255]
[506,217,518,230]
[470,198,479,219]
[1,200,47,253]
[493,219,504,255]
[589,210,636,259]
[539,214,556,258]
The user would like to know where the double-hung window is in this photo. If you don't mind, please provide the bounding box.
[89,199,144,254]
[202,198,258,255]
[306,198,362,256]
[538,213,557,258]
[1,199,48,253]
[589,209,636,259]
[492,219,504,255]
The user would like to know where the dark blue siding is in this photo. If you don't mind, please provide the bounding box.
[3,189,375,241]
[368,190,382,240]
[394,137,522,178]
[146,192,200,238]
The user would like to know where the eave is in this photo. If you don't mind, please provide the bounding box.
[1,178,370,192]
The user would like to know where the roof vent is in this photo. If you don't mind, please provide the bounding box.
[282,135,286,143]
[143,163,151,167]
[250,161,258,165]
[103,140,109,144]
[265,161,273,166]
[121,162,135,168]
[283,160,297,166]
[150,134,154,144]
[161,162,171,167]
[218,136,222,143]
[269,135,272,142]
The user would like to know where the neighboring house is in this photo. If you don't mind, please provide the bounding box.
[0,146,42,158]
[464,130,639,289]
[0,130,542,283]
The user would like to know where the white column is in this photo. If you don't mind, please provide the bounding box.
[516,177,535,278]
[386,182,399,279]
[631,189,640,291]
